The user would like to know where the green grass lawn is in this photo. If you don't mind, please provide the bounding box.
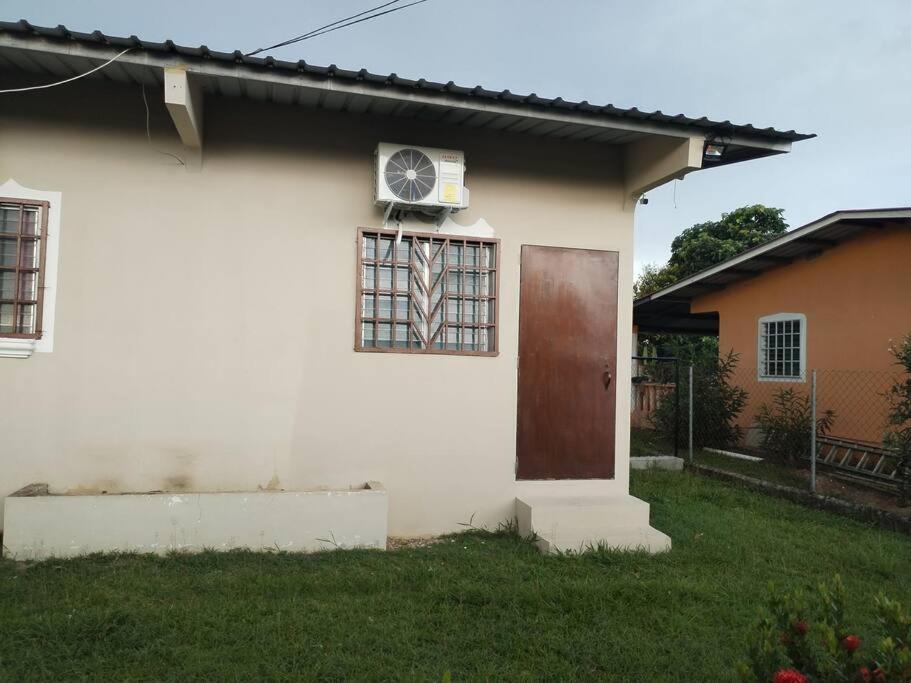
[2,472,910,681]
[631,426,808,488]
[692,449,807,488]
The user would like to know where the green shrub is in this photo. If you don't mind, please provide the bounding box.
[755,389,835,466]
[884,334,911,506]
[739,576,911,683]
[650,350,748,449]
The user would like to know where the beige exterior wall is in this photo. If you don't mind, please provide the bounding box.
[0,80,637,534]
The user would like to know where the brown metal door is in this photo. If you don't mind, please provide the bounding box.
[516,246,618,480]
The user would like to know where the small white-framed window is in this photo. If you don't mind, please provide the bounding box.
[758,313,806,382]
[0,179,62,359]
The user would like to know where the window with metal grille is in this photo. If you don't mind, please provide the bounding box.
[0,199,48,339]
[356,228,499,355]
[758,313,805,381]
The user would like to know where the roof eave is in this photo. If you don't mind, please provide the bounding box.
[635,208,911,307]
[0,31,810,154]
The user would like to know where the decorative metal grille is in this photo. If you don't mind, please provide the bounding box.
[0,199,47,338]
[357,229,498,354]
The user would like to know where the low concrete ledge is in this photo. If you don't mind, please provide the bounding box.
[2,482,388,560]
[687,464,911,536]
[630,455,684,471]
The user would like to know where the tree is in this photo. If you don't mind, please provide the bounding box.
[635,205,788,299]
[633,263,677,299]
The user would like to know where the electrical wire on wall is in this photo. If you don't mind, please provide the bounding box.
[0,48,133,93]
[140,84,186,166]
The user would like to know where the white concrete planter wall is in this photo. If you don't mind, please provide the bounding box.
[2,483,388,560]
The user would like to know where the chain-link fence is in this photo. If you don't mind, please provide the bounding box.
[668,362,911,506]
[631,354,681,458]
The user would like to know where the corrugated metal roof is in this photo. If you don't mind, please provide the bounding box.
[0,19,815,147]
[634,208,911,335]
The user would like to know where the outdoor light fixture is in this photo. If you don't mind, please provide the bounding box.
[703,141,727,162]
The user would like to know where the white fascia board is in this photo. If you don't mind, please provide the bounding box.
[642,208,911,303]
[0,35,795,153]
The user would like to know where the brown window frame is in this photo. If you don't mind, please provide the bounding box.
[0,197,49,340]
[355,227,500,356]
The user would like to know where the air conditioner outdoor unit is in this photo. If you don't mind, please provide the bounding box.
[375,143,469,212]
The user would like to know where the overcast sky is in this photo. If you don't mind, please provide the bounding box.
[6,1,910,273]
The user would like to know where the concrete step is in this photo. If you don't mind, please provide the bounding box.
[515,493,671,555]
[517,494,652,530]
[534,526,671,554]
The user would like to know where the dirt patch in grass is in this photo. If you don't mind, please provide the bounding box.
[386,536,442,550]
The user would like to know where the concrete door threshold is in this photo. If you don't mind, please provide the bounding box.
[515,492,671,554]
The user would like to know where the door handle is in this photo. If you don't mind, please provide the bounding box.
[602,368,612,390]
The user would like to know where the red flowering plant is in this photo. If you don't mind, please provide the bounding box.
[739,576,911,682]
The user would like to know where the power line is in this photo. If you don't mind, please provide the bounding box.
[246,0,430,56]
[247,0,403,55]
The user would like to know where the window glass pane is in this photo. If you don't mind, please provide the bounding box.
[793,321,800,334]
[361,322,375,347]
[22,208,39,237]
[378,294,393,319]
[361,294,375,319]
[363,236,377,260]
[395,267,409,292]
[362,265,375,289]
[447,297,461,323]
[485,300,496,325]
[0,303,13,332]
[377,322,392,347]
[463,326,477,351]
[394,295,409,320]
[431,257,445,283]
[465,271,479,295]
[480,271,492,296]
[464,299,478,323]
[479,327,490,352]
[0,271,15,299]
[379,238,394,262]
[394,323,409,348]
[19,272,37,301]
[446,326,460,350]
[484,245,496,268]
[378,266,393,290]
[449,243,463,266]
[412,329,425,349]
[19,240,38,269]
[465,244,479,266]
[0,238,16,267]
[447,270,461,294]
[17,304,36,334]
[396,238,411,262]
[0,206,20,234]
[431,285,443,308]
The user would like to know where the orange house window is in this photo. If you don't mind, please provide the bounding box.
[758,313,806,381]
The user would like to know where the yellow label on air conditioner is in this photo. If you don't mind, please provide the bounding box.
[442,182,459,203]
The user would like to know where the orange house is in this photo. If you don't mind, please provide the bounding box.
[634,208,911,445]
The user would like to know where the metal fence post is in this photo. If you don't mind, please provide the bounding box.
[688,364,694,462]
[810,369,817,494]
[674,358,680,459]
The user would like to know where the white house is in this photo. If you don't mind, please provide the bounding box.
[0,20,812,557]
